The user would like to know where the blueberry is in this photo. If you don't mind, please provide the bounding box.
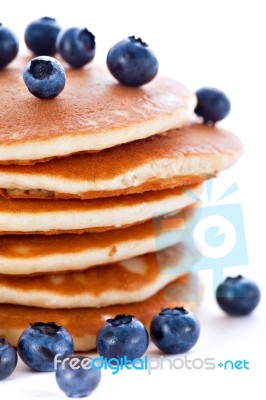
[150,307,200,354]
[0,338,17,380]
[23,56,66,99]
[195,87,231,124]
[24,17,61,56]
[0,23,19,69]
[56,27,95,68]
[17,322,74,372]
[96,314,149,360]
[56,356,101,398]
[107,36,159,86]
[216,275,260,316]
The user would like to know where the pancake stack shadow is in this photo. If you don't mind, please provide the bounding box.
[0,58,243,350]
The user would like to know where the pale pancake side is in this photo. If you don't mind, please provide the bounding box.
[0,207,197,275]
[0,124,243,199]
[0,274,202,351]
[0,241,199,308]
[0,184,202,234]
[0,57,196,163]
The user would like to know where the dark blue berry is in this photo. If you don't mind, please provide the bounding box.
[23,56,66,99]
[0,338,17,380]
[216,275,260,316]
[96,314,149,360]
[0,23,19,69]
[150,307,200,354]
[195,87,231,124]
[56,356,101,398]
[107,36,159,86]
[17,322,74,372]
[56,27,95,68]
[24,17,61,56]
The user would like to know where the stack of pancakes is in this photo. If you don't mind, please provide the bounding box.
[0,56,243,351]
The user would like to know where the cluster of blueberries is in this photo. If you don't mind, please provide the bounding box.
[0,275,260,397]
[0,17,230,124]
[0,17,158,98]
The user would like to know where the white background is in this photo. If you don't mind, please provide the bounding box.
[1,0,266,399]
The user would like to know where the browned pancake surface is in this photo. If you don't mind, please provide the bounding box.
[0,56,194,162]
[0,220,153,259]
[0,124,243,199]
[0,124,241,178]
[0,185,190,214]
[0,274,202,350]
[0,241,192,293]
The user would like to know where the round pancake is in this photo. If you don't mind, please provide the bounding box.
[0,184,202,234]
[0,124,243,199]
[0,56,196,164]
[0,274,202,351]
[0,241,199,308]
[0,207,197,275]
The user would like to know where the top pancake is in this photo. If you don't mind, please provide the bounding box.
[0,56,196,164]
[0,124,243,199]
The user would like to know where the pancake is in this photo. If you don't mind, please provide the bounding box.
[0,273,202,351]
[0,56,196,164]
[0,183,202,234]
[0,241,199,308]
[0,206,197,275]
[0,124,243,199]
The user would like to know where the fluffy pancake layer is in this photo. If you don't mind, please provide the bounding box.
[0,124,243,199]
[0,57,196,163]
[0,184,202,234]
[0,241,199,308]
[0,207,197,275]
[0,274,202,351]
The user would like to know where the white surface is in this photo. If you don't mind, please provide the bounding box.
[1,0,266,399]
